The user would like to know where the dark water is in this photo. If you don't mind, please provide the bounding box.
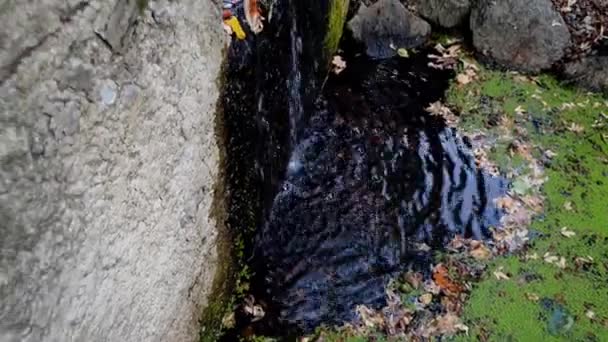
[252,51,506,334]
[220,4,506,339]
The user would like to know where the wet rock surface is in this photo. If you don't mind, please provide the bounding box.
[347,0,431,59]
[412,0,471,28]
[470,0,571,72]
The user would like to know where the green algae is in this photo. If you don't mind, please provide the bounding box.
[447,63,608,341]
[324,0,349,60]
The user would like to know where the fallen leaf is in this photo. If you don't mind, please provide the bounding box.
[426,101,459,126]
[405,272,424,289]
[419,293,433,306]
[493,268,510,280]
[586,310,596,320]
[567,122,585,134]
[544,150,558,159]
[429,313,468,337]
[525,253,539,260]
[433,264,463,295]
[515,105,526,115]
[456,73,472,85]
[560,227,576,238]
[525,292,540,302]
[397,48,409,58]
[544,253,559,264]
[563,201,573,211]
[561,103,576,110]
[556,257,567,269]
[470,244,492,260]
[331,55,346,74]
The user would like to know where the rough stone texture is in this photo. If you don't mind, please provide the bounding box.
[412,0,471,28]
[0,0,226,341]
[347,0,431,59]
[471,0,571,72]
[564,55,608,95]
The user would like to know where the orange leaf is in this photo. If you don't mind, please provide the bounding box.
[432,264,463,295]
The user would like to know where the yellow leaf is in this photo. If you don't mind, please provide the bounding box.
[224,16,247,40]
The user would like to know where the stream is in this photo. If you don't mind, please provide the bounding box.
[221,2,506,338]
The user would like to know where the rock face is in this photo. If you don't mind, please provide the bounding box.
[470,0,571,72]
[412,0,471,28]
[564,56,608,95]
[347,0,431,59]
[0,0,226,341]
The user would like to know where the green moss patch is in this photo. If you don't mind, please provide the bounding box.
[447,62,608,341]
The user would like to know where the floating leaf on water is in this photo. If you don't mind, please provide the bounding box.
[397,48,410,58]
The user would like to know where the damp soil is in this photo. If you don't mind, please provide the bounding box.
[220,14,506,340]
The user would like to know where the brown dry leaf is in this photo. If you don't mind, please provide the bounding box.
[509,140,533,161]
[560,227,576,238]
[470,243,492,260]
[426,101,459,126]
[433,264,463,295]
[495,196,517,213]
[456,73,472,85]
[405,272,424,290]
[521,195,544,213]
[356,305,384,328]
[525,292,540,302]
[429,313,468,337]
[428,44,461,69]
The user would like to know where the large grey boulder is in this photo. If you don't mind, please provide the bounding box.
[347,0,431,59]
[412,0,471,28]
[0,0,226,341]
[564,55,608,95]
[470,0,571,72]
